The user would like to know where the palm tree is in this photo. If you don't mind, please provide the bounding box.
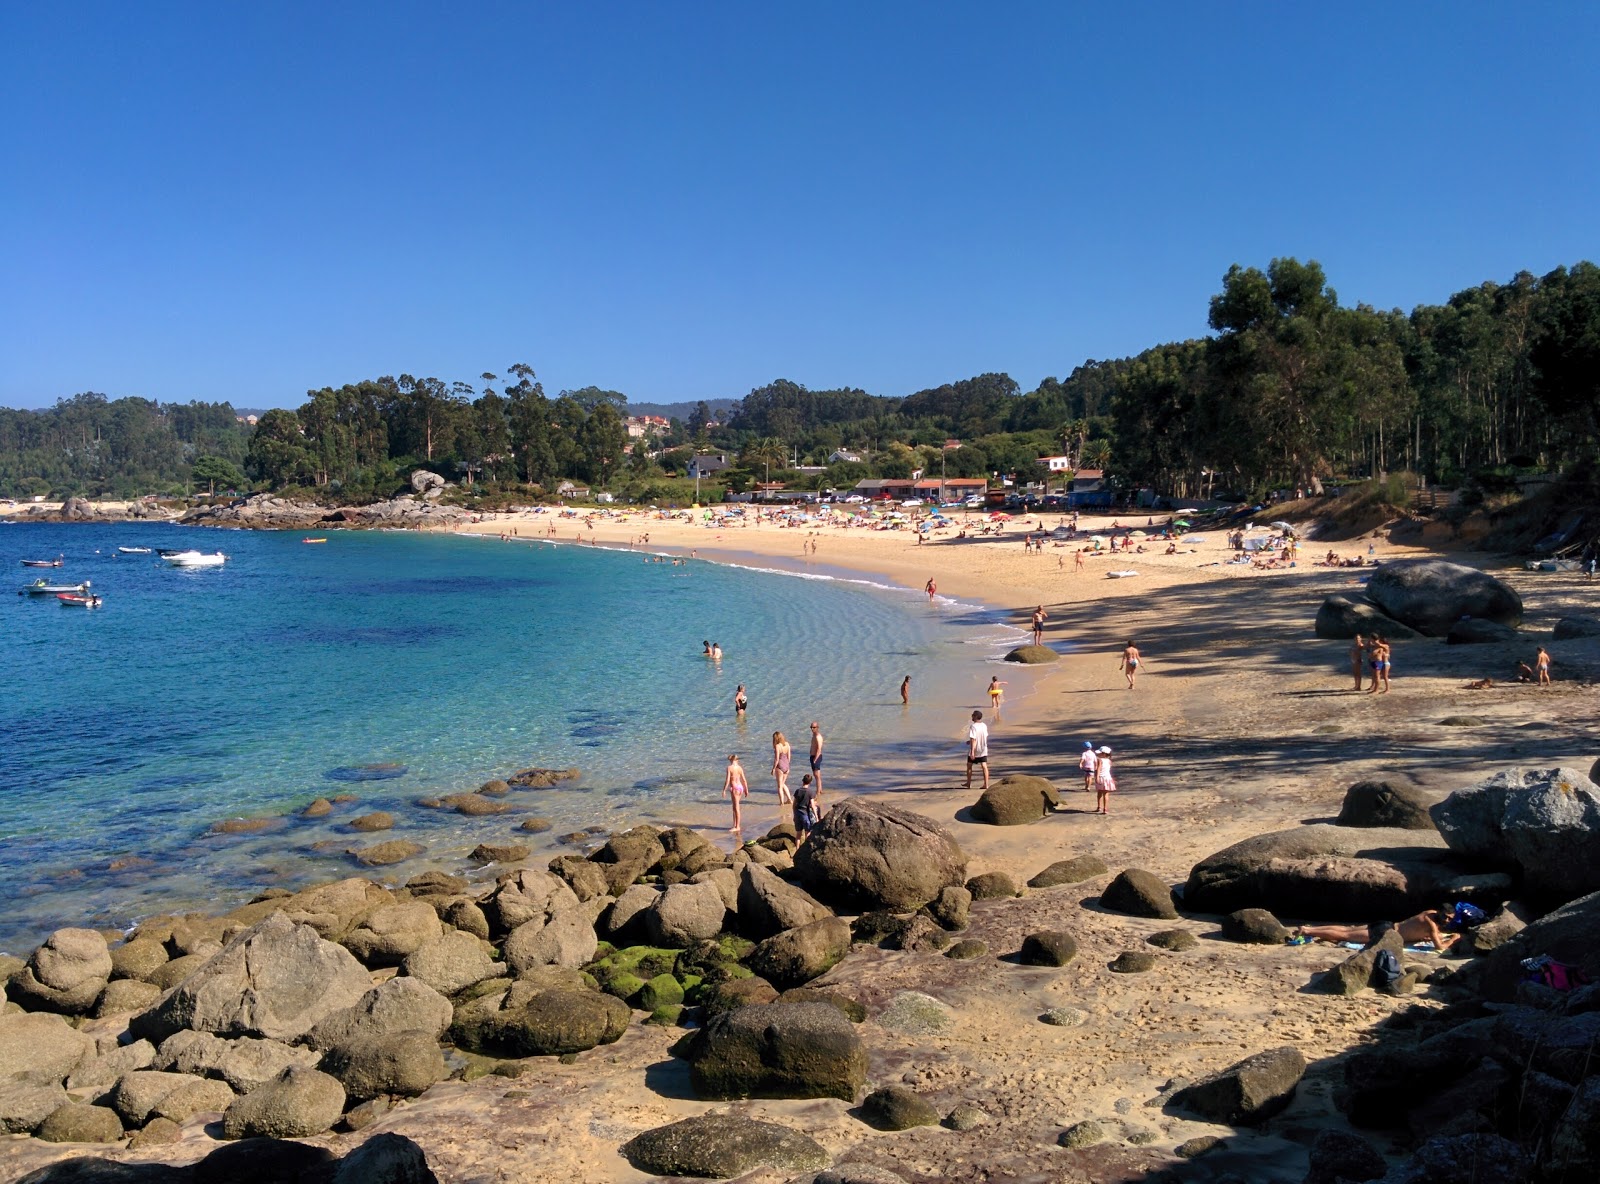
[740,437,787,484]
[1080,439,1113,471]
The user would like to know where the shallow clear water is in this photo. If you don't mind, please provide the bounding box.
[0,522,1028,950]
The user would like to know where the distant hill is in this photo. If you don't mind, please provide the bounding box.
[626,398,740,421]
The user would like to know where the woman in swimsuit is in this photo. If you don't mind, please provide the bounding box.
[771,732,792,804]
[1120,641,1141,689]
[723,754,750,835]
[734,685,748,716]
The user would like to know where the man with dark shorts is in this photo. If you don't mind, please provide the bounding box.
[965,709,990,790]
[793,773,819,838]
[808,722,825,795]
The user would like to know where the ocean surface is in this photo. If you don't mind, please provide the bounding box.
[0,522,1029,951]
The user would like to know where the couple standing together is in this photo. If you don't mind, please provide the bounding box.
[724,722,825,838]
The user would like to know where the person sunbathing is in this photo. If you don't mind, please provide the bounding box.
[1296,909,1459,951]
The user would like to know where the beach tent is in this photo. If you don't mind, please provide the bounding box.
[1270,520,1296,534]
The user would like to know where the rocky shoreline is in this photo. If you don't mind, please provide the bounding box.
[8,761,1600,1183]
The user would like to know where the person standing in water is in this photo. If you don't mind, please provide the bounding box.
[734,685,748,717]
[711,642,722,662]
[723,753,749,836]
[808,722,825,795]
[771,731,792,803]
[1120,641,1142,689]
[987,675,1006,711]
[925,578,937,602]
[900,676,910,705]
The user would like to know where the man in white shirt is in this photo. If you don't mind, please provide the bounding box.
[965,710,990,790]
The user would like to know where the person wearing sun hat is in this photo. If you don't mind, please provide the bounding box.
[1077,741,1098,793]
[1093,745,1116,815]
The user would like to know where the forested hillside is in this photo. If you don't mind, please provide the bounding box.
[4,258,1595,503]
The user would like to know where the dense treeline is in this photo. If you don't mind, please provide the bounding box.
[0,394,250,499]
[4,258,1595,503]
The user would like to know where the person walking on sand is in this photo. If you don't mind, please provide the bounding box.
[1348,633,1367,691]
[1078,741,1098,793]
[965,710,991,791]
[734,684,748,717]
[1031,605,1047,646]
[1536,645,1552,687]
[1093,745,1116,814]
[900,675,910,705]
[1120,641,1142,689]
[771,731,792,803]
[925,578,937,602]
[808,722,825,795]
[1075,549,1085,573]
[987,676,1006,711]
[723,753,750,836]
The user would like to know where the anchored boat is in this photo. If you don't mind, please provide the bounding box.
[20,579,89,596]
[163,551,227,568]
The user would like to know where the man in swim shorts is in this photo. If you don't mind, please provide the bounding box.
[965,709,990,791]
[808,722,825,795]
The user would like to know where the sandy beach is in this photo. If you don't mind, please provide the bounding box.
[6,504,1597,1182]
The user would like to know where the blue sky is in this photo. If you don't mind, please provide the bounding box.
[2,3,1596,411]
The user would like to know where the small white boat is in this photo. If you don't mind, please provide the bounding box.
[117,546,152,555]
[163,551,228,568]
[21,579,89,596]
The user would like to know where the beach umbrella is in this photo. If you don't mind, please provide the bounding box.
[1173,518,1192,528]
[1129,529,1148,539]
[989,511,1009,520]
[1270,520,1295,533]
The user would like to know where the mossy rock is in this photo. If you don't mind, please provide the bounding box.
[676,936,756,981]
[945,939,988,960]
[602,973,646,1004]
[1004,645,1059,664]
[638,974,685,1011]
[647,1004,684,1026]
[584,945,680,991]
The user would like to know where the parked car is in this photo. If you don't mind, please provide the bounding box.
[963,495,986,508]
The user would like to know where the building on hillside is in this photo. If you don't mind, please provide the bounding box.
[828,449,864,465]
[1038,455,1074,472]
[943,439,962,451]
[914,477,988,502]
[687,453,733,478]
[555,480,591,499]
[1068,469,1111,508]
[624,414,670,439]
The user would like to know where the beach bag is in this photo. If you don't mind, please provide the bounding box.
[1373,950,1404,993]
[1450,902,1488,929]
[1521,955,1590,992]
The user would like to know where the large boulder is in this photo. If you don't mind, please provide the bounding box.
[1446,617,1519,645]
[684,1002,866,1101]
[747,917,851,989]
[1170,1046,1306,1125]
[643,882,727,948]
[332,1133,441,1184]
[482,868,585,937]
[736,865,831,939]
[0,1081,71,1134]
[210,1038,318,1094]
[794,800,967,911]
[1364,559,1522,637]
[1101,869,1179,919]
[220,1066,345,1139]
[132,913,372,1043]
[1319,928,1405,996]
[36,1102,123,1144]
[10,929,113,1015]
[621,1114,828,1178]
[0,1012,95,1084]
[448,986,629,1057]
[1314,596,1417,640]
[1553,615,1600,640]
[1028,856,1109,888]
[1337,781,1438,830]
[401,931,502,996]
[970,775,1060,825]
[319,1029,447,1102]
[341,903,443,968]
[304,976,454,1050]
[1184,824,1470,919]
[503,906,598,972]
[1479,888,1600,1003]
[601,884,660,945]
[1430,767,1600,903]
[275,877,396,939]
[108,1071,192,1126]
[588,826,667,895]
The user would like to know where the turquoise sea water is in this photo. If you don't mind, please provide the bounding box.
[0,522,1027,951]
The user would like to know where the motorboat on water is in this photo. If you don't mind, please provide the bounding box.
[302,537,328,544]
[21,579,89,596]
[163,551,227,568]
[57,593,102,608]
[117,546,152,554]
[21,556,63,568]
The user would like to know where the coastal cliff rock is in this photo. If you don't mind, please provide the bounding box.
[132,913,372,1044]
[1184,824,1473,919]
[1479,887,1600,1002]
[1363,558,1522,636]
[1431,767,1600,903]
[683,1002,866,1101]
[178,493,326,529]
[794,800,967,911]
[971,775,1060,825]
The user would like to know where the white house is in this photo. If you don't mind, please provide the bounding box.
[828,449,864,465]
[1038,455,1074,473]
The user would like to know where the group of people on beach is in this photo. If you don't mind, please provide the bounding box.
[1349,633,1394,693]
[721,722,825,842]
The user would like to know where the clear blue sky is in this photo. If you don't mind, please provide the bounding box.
[3,3,1596,411]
